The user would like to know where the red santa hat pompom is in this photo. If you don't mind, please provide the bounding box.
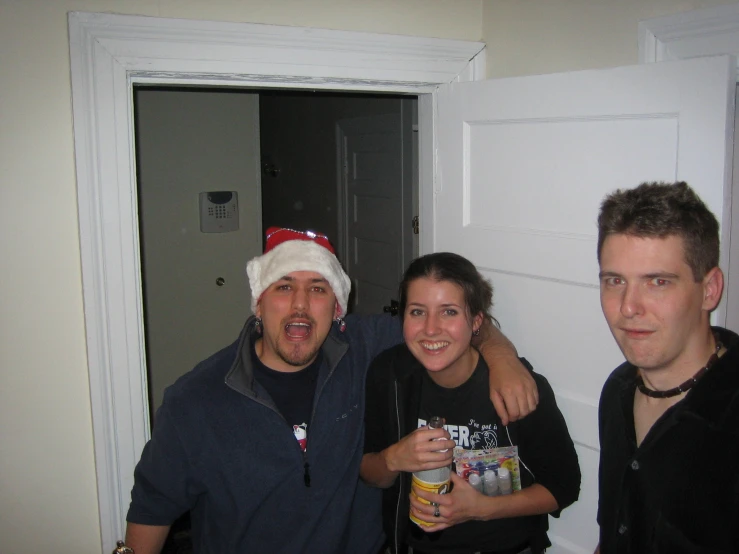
[246,227,351,316]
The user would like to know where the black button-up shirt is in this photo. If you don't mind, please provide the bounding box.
[597,327,739,554]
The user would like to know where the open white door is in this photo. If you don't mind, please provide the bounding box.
[436,56,735,553]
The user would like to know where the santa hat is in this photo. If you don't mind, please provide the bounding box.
[246,227,351,316]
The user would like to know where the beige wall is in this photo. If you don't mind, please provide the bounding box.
[2,0,737,551]
[482,0,739,78]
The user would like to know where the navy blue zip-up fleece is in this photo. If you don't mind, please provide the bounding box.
[127,314,400,553]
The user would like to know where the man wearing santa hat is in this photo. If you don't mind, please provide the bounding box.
[123,227,537,554]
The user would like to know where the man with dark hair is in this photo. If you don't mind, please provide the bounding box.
[595,182,739,553]
[123,227,538,554]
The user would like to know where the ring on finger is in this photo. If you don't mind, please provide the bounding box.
[433,506,441,518]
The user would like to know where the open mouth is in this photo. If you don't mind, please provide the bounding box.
[421,340,450,352]
[285,322,312,339]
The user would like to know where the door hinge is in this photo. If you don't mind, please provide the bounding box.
[412,215,419,235]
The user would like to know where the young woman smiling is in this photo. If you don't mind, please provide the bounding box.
[360,253,580,554]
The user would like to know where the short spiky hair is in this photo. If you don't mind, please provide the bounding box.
[597,181,719,281]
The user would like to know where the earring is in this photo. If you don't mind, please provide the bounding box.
[472,328,480,336]
[254,317,263,334]
[335,316,347,333]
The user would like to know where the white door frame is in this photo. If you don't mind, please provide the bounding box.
[639,3,739,331]
[639,3,739,66]
[68,11,484,549]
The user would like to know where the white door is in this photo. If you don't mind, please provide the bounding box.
[136,89,263,412]
[338,108,414,314]
[436,56,736,553]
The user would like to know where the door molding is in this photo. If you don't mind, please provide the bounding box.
[68,11,484,550]
[639,3,739,65]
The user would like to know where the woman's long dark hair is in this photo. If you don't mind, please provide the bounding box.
[398,252,495,326]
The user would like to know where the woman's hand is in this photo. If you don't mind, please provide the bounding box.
[412,475,559,530]
[361,424,454,489]
[383,425,455,473]
[409,472,484,531]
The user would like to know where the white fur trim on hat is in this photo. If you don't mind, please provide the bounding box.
[246,240,351,316]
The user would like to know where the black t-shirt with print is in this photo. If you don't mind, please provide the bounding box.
[408,357,541,554]
[251,341,320,452]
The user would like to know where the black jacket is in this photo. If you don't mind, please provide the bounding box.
[598,327,739,554]
[128,315,400,554]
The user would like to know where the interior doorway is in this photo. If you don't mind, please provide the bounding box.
[133,85,418,551]
[134,86,418,415]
